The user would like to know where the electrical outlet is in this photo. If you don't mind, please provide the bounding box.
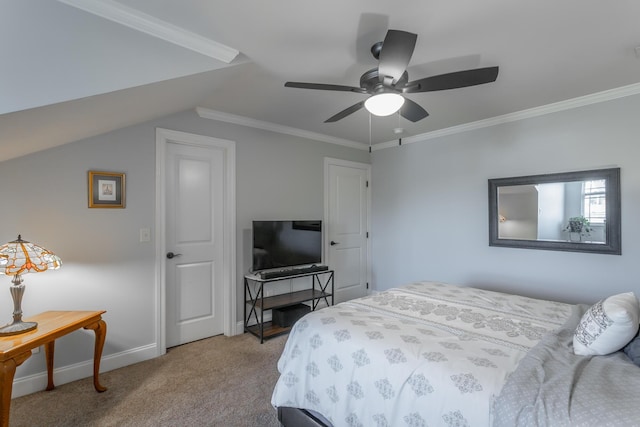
[139,228,151,242]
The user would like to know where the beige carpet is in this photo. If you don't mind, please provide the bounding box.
[10,333,288,427]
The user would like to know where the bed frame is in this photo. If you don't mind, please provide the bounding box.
[277,407,330,427]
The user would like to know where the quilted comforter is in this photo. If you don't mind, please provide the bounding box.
[271,282,572,427]
[493,303,640,426]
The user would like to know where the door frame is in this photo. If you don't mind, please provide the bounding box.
[155,128,236,356]
[323,157,372,295]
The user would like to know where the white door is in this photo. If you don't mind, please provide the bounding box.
[165,140,225,347]
[325,158,370,304]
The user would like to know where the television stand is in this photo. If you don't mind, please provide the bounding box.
[244,269,334,343]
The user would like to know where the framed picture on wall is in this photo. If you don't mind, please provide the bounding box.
[88,171,126,208]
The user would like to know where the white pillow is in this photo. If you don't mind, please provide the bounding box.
[573,292,640,356]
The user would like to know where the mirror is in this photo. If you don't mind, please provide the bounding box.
[488,168,621,254]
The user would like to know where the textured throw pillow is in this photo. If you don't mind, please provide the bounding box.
[573,292,640,356]
[623,332,640,367]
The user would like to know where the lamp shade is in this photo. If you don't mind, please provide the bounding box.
[0,235,61,335]
[364,93,405,116]
[0,235,61,276]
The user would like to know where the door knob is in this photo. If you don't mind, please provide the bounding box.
[166,252,182,259]
[330,241,339,246]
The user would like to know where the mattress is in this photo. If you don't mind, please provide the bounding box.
[271,281,572,427]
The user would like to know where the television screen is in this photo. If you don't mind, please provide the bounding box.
[252,220,322,271]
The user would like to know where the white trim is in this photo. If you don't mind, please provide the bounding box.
[375,82,640,151]
[196,107,366,151]
[323,158,372,294]
[242,311,273,329]
[155,133,167,355]
[155,128,237,356]
[12,343,157,398]
[58,0,239,63]
[199,82,640,152]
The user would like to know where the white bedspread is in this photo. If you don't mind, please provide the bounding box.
[271,282,572,427]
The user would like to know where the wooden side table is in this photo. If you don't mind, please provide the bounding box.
[0,310,107,427]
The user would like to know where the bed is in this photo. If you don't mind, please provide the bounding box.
[271,281,640,427]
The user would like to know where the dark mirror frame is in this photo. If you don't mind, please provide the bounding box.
[488,168,621,255]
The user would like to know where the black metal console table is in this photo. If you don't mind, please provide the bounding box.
[244,269,334,343]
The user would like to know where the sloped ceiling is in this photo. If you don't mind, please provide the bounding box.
[2,0,640,161]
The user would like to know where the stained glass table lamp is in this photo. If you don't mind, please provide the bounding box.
[0,235,61,336]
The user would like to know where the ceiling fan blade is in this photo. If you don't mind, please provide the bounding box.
[402,66,499,93]
[325,101,365,123]
[400,98,429,122]
[285,82,367,94]
[378,30,417,86]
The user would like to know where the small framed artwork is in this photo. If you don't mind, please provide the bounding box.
[88,171,126,208]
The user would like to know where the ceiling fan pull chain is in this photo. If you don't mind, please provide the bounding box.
[396,111,402,146]
[369,113,372,153]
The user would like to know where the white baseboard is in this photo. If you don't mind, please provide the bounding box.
[11,343,158,399]
[239,311,273,330]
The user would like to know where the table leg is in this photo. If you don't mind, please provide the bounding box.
[44,341,55,390]
[84,319,107,392]
[0,351,32,427]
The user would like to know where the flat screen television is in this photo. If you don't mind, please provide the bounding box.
[252,220,322,272]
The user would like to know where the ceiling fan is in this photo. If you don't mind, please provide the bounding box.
[284,29,499,123]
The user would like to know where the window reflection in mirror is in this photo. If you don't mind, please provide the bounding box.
[488,168,621,255]
[497,180,606,243]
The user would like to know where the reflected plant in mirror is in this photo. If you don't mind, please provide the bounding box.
[562,215,592,241]
[488,168,621,255]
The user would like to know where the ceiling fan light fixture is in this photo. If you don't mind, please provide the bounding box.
[364,93,405,117]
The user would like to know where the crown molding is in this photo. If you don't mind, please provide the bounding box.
[198,81,640,152]
[374,82,640,151]
[58,0,239,63]
[196,107,367,151]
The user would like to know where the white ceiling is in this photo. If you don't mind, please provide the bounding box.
[2,0,640,161]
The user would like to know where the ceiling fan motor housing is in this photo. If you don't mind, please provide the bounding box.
[360,69,408,94]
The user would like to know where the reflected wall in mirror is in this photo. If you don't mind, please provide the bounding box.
[488,168,621,255]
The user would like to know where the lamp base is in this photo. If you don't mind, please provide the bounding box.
[0,320,37,336]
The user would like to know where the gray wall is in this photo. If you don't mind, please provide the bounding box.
[0,109,368,392]
[371,93,640,304]
[499,189,538,240]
